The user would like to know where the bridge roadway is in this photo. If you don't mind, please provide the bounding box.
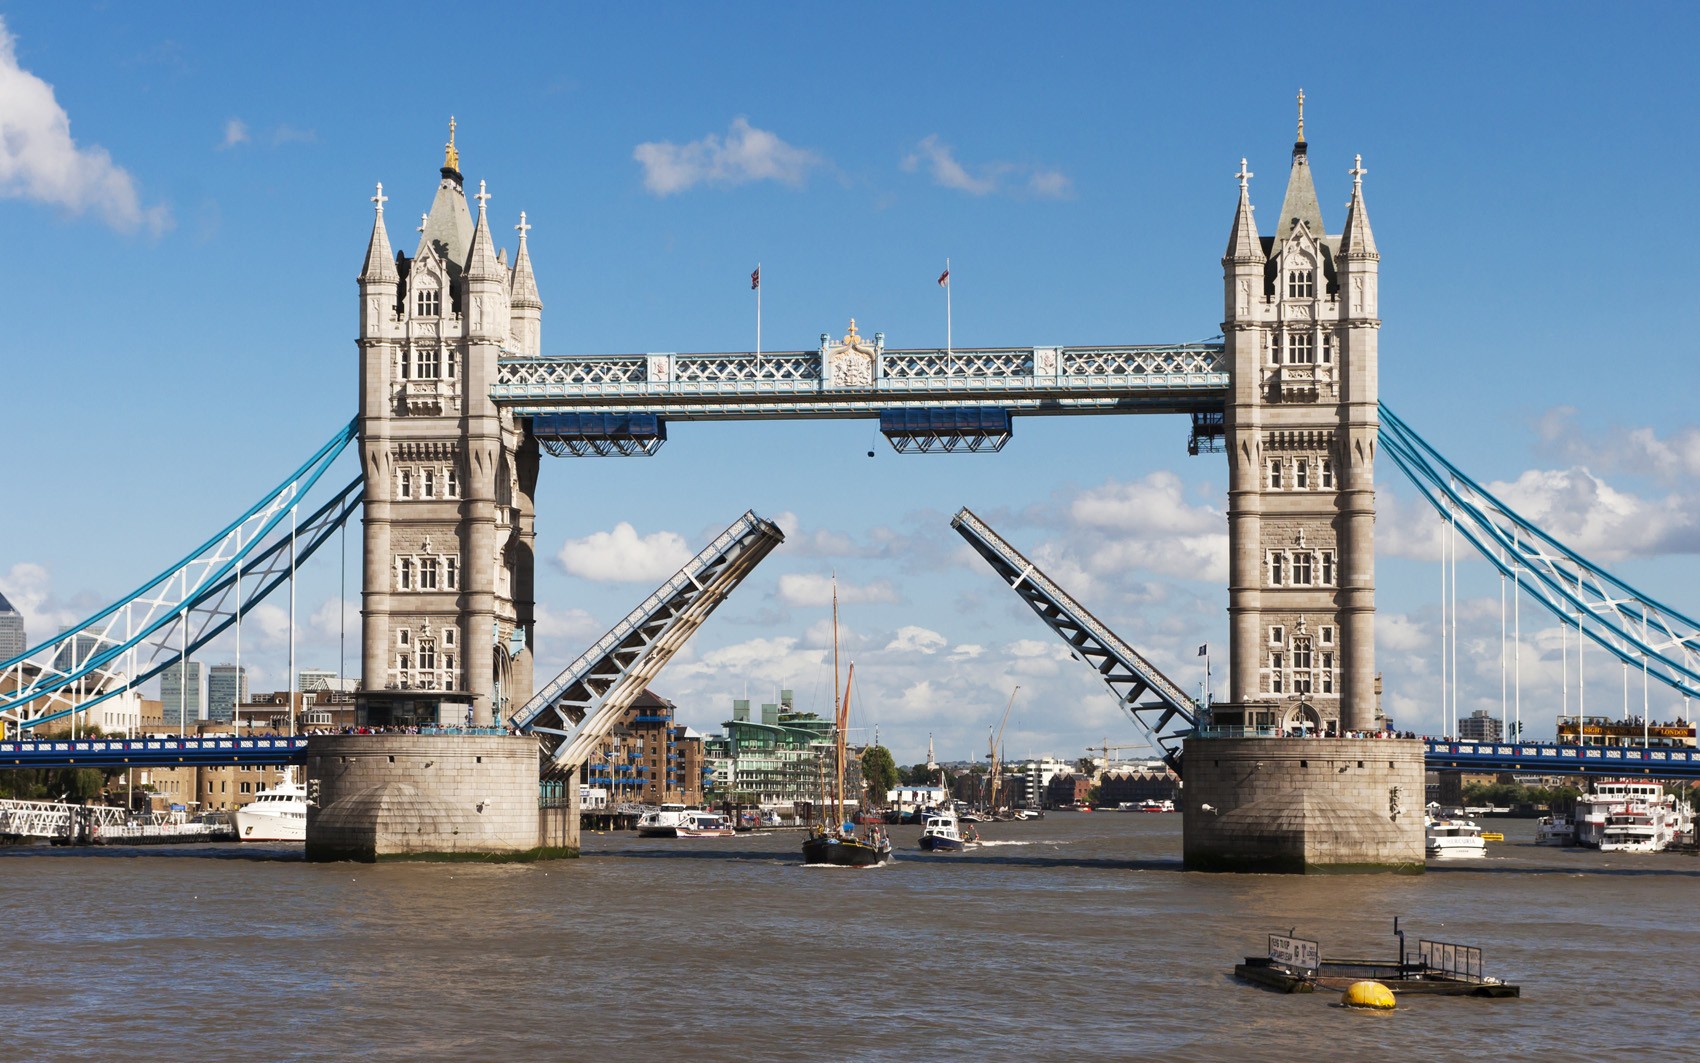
[0,735,308,770]
[4,733,1699,778]
[1424,738,1700,779]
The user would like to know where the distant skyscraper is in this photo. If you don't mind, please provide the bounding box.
[0,592,24,661]
[298,668,339,693]
[159,661,205,730]
[208,664,249,723]
[1459,710,1503,744]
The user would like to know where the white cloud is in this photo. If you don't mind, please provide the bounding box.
[776,572,901,608]
[885,626,947,655]
[270,124,316,147]
[901,134,1072,199]
[220,118,248,149]
[633,117,821,196]
[0,19,169,234]
[1490,466,1697,560]
[1070,473,1220,535]
[556,522,694,582]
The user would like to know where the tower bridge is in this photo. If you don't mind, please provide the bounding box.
[6,105,1698,867]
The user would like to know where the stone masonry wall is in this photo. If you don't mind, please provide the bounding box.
[1181,736,1425,873]
[305,734,564,861]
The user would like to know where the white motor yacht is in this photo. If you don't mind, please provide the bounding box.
[1425,815,1487,859]
[232,778,308,842]
[1534,813,1575,846]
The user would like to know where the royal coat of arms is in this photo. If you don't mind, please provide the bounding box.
[824,319,877,389]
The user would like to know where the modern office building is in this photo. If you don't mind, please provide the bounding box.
[207,664,249,723]
[298,668,339,693]
[701,689,862,811]
[159,661,205,730]
[1458,709,1504,744]
[0,592,25,660]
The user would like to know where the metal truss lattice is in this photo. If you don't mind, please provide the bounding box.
[1380,402,1700,701]
[951,507,1198,772]
[510,510,785,772]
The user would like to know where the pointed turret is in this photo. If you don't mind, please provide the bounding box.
[417,116,475,279]
[464,179,503,282]
[510,211,541,308]
[1223,158,1263,264]
[1275,89,1327,240]
[359,182,399,284]
[1339,154,1378,260]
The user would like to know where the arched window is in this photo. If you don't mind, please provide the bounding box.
[1286,269,1315,299]
[416,288,441,317]
[399,558,414,590]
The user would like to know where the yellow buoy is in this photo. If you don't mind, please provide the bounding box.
[1341,980,1396,1010]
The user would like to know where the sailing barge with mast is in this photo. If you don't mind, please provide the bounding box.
[801,580,892,867]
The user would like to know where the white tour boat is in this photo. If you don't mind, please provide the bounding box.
[635,803,691,837]
[232,778,308,842]
[1534,813,1575,846]
[1425,815,1487,859]
[1574,780,1690,851]
[675,811,736,838]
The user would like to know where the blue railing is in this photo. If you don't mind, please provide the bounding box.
[1423,739,1700,778]
[0,735,310,769]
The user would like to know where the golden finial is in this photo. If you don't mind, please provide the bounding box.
[845,318,860,344]
[1296,88,1306,142]
[444,115,460,171]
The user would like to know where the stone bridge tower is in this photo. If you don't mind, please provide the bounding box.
[1220,97,1380,735]
[354,122,541,725]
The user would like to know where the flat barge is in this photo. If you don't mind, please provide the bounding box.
[1234,923,1520,998]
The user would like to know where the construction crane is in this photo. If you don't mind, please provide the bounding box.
[1087,740,1163,772]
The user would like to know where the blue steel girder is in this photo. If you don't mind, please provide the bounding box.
[950,507,1197,773]
[492,343,1227,421]
[510,510,786,772]
[1380,403,1700,702]
[0,421,361,732]
[1423,739,1700,779]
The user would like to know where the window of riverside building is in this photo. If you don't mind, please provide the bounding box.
[1287,268,1315,299]
[1293,552,1313,585]
[1287,333,1314,364]
[416,288,440,317]
[419,558,438,590]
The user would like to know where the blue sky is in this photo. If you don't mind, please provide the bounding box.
[2,3,1697,762]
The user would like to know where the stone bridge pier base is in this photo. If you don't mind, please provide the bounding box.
[1181,737,1425,873]
[304,734,578,862]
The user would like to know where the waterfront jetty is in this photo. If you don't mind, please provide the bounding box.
[1234,926,1519,998]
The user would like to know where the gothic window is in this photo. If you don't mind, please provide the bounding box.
[1293,639,1313,694]
[447,468,458,497]
[1321,625,1334,645]
[416,288,441,317]
[423,470,436,498]
[1268,460,1283,489]
[1321,458,1334,489]
[1293,552,1313,585]
[1287,269,1315,299]
[419,641,436,671]
[1270,625,1285,646]
[398,558,414,590]
[398,653,411,675]
[1322,652,1335,694]
[419,558,438,590]
[398,629,410,647]
[445,653,455,677]
[1267,334,1279,365]
[445,557,458,589]
[1321,550,1336,585]
[398,470,412,500]
[400,349,412,381]
[1287,333,1314,364]
[443,627,455,647]
[1270,653,1285,693]
[418,346,440,379]
[446,350,457,380]
[1269,552,1285,586]
[1296,460,1309,489]
[1323,332,1334,364]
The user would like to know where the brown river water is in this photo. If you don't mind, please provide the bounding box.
[3,813,1696,1062]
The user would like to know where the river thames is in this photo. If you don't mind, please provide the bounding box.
[4,813,1694,1062]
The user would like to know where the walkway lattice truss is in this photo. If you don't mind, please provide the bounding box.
[950,507,1197,772]
[510,510,786,773]
[0,421,362,731]
[1380,403,1700,702]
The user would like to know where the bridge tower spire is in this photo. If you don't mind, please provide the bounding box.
[1219,102,1380,736]
[356,126,540,726]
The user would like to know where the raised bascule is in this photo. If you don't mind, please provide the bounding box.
[7,103,1699,867]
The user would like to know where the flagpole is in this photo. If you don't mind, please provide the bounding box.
[945,257,952,356]
[755,262,761,361]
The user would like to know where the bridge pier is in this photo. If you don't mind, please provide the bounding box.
[1181,737,1424,873]
[304,734,576,862]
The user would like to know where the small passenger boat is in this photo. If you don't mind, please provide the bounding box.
[1425,815,1486,859]
[918,814,968,852]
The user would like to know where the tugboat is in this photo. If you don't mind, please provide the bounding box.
[918,813,971,853]
[802,581,892,868]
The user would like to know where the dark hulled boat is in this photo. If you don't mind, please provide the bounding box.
[803,828,892,867]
